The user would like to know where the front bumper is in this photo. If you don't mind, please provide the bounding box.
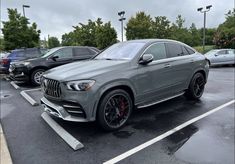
[41,97,89,122]
[0,66,8,74]
[9,65,29,81]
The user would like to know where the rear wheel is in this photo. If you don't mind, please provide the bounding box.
[97,89,133,131]
[31,69,45,86]
[185,72,205,100]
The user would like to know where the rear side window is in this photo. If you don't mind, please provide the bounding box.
[88,48,98,55]
[227,50,235,54]
[144,43,167,60]
[73,48,91,57]
[8,51,25,58]
[182,46,189,55]
[166,43,183,58]
[185,47,195,54]
[218,50,226,55]
[25,49,41,58]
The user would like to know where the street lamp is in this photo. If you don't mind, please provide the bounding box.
[23,5,30,18]
[197,5,212,54]
[118,11,126,42]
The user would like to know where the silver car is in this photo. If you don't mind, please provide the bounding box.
[205,49,235,66]
[41,39,209,131]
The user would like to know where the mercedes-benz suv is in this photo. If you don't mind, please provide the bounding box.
[41,39,209,131]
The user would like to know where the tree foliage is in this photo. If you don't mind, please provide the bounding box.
[214,9,235,48]
[2,9,41,50]
[48,37,60,48]
[61,18,117,49]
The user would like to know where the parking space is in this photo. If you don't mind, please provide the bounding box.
[0,67,234,164]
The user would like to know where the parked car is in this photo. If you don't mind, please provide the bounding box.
[9,46,100,85]
[0,52,9,73]
[1,48,48,73]
[40,39,209,131]
[205,49,235,66]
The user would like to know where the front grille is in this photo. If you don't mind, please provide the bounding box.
[42,78,61,98]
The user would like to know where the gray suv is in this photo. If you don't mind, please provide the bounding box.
[41,39,209,131]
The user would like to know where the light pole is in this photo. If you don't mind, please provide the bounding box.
[197,5,212,54]
[23,5,30,18]
[118,11,126,42]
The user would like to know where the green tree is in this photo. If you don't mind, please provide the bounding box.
[61,18,117,49]
[189,23,201,46]
[126,12,154,40]
[152,16,171,38]
[48,37,60,48]
[95,22,117,49]
[2,8,40,50]
[214,9,235,48]
[0,37,4,51]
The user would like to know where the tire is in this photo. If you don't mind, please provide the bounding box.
[97,89,133,131]
[185,72,205,100]
[30,69,45,86]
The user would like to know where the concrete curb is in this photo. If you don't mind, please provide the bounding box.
[20,90,39,106]
[10,81,20,90]
[0,124,13,164]
[41,112,84,151]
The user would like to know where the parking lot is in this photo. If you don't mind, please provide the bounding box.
[0,67,234,164]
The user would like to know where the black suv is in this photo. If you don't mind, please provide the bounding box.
[9,46,99,85]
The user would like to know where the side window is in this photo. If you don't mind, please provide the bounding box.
[54,48,73,59]
[73,48,91,57]
[182,46,189,55]
[217,50,226,55]
[227,50,235,54]
[144,43,167,60]
[88,48,98,56]
[166,43,183,58]
[185,47,195,54]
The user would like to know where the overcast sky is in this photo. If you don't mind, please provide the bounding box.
[1,0,234,41]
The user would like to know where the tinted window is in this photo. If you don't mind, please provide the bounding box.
[54,48,73,59]
[8,51,25,58]
[88,48,98,55]
[218,50,226,55]
[144,43,166,60]
[25,49,41,58]
[74,48,90,57]
[185,47,195,54]
[166,43,183,58]
[227,50,235,54]
[182,46,189,55]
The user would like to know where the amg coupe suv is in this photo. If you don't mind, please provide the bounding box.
[41,39,209,131]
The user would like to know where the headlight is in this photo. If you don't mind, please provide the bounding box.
[23,62,30,66]
[66,80,95,91]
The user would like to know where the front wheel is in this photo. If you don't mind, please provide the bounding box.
[185,73,205,100]
[31,69,45,86]
[97,89,133,131]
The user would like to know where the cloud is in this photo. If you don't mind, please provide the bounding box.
[1,0,234,41]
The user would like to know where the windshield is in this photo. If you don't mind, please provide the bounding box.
[41,47,61,58]
[95,42,145,60]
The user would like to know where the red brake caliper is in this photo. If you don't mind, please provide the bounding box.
[119,97,126,117]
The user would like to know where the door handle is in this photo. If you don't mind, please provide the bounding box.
[164,63,171,68]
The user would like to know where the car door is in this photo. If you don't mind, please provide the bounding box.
[223,49,235,64]
[212,50,227,64]
[135,42,173,104]
[73,47,94,61]
[165,42,194,93]
[47,47,73,68]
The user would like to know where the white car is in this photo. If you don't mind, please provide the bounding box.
[205,49,235,66]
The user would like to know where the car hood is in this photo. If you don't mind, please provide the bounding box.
[43,59,130,81]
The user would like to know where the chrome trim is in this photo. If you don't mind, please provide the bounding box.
[63,105,81,109]
[137,92,184,108]
[67,110,83,114]
[41,97,88,122]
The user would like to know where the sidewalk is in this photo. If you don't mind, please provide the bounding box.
[0,123,13,164]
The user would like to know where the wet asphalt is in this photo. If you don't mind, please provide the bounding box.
[0,67,234,164]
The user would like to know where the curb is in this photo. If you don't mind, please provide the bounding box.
[41,112,84,150]
[0,124,13,164]
[10,81,20,90]
[20,90,39,106]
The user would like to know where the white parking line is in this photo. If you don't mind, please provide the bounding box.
[41,112,84,150]
[20,88,41,106]
[104,100,235,164]
[10,81,20,89]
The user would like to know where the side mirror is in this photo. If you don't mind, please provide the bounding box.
[139,54,154,65]
[214,54,219,56]
[51,55,59,61]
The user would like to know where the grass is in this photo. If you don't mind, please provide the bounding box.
[193,45,215,54]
